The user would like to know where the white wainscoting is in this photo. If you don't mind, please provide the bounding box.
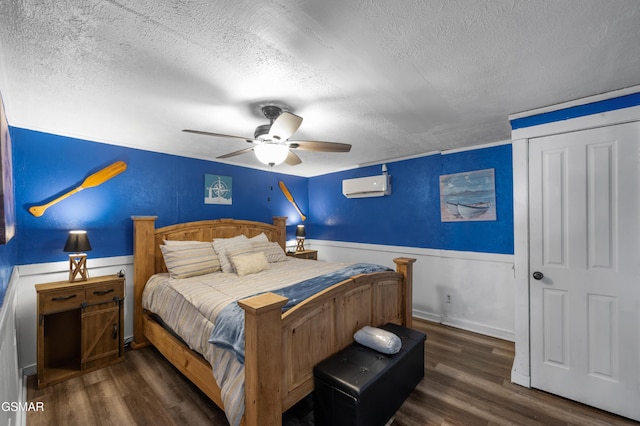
[309,239,516,341]
[0,268,21,426]
[13,245,516,375]
[15,256,133,373]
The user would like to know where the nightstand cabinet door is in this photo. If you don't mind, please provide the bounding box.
[82,302,122,370]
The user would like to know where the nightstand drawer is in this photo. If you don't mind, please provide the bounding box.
[40,288,84,314]
[85,281,124,305]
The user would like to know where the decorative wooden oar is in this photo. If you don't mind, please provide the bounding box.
[29,161,128,217]
[278,180,306,221]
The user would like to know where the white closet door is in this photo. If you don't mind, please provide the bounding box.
[529,122,640,421]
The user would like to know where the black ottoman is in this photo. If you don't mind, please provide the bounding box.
[313,323,426,426]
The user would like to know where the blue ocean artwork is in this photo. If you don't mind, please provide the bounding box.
[440,168,496,222]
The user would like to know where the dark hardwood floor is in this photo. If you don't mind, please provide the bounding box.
[27,319,639,425]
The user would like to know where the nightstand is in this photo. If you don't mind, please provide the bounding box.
[287,249,318,260]
[36,274,125,388]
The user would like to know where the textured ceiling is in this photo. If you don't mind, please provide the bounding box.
[1,0,639,176]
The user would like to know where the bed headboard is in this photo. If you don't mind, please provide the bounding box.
[132,216,287,276]
[130,216,287,348]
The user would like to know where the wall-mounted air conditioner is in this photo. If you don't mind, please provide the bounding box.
[342,174,391,198]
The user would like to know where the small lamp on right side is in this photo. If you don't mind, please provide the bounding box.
[295,224,306,252]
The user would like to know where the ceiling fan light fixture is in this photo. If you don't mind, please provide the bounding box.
[254,143,289,166]
[184,104,351,167]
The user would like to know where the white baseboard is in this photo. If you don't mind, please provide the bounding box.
[511,369,531,388]
[21,365,36,377]
[412,309,441,323]
[413,309,515,342]
[441,316,515,342]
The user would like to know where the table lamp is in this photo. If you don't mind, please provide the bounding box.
[63,230,92,282]
[296,225,306,252]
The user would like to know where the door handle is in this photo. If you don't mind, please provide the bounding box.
[532,271,544,280]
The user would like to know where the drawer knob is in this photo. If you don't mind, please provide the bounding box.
[93,289,114,296]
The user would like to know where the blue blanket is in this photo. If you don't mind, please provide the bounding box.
[208,263,391,364]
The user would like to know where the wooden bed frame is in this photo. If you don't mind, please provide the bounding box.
[130,216,415,426]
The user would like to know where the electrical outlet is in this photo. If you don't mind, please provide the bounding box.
[446,294,452,304]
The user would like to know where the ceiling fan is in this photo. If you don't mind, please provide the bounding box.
[183,105,351,166]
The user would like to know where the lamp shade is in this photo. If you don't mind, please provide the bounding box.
[296,224,306,238]
[254,143,289,166]
[63,230,92,253]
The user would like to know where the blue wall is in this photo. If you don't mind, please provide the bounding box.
[0,238,16,306]
[0,122,16,306]
[0,126,514,306]
[11,128,308,265]
[308,143,514,254]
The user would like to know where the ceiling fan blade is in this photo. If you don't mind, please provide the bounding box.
[216,147,255,159]
[288,140,352,152]
[183,129,253,143]
[268,112,303,141]
[284,150,302,166]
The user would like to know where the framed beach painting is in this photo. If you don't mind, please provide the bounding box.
[0,95,15,244]
[440,168,496,222]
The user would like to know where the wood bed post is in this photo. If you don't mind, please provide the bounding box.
[131,216,157,349]
[238,293,288,426]
[394,257,416,328]
[272,216,287,251]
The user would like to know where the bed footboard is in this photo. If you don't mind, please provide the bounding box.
[238,257,415,425]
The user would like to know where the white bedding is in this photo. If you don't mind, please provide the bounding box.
[142,257,355,426]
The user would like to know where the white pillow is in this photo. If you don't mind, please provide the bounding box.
[160,243,221,278]
[230,251,269,276]
[213,235,251,273]
[354,326,402,354]
[250,241,288,263]
[249,232,269,243]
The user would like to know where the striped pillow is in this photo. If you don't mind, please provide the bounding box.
[213,235,251,273]
[250,241,288,263]
[160,243,221,278]
[227,241,287,265]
